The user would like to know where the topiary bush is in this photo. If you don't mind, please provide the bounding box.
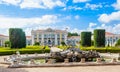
[94,29,105,47]
[81,32,91,47]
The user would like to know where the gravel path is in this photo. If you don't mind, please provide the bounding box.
[0,53,120,72]
[0,65,120,72]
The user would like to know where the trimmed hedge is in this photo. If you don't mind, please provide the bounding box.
[0,49,50,56]
[81,47,120,53]
[94,29,105,47]
[81,32,91,47]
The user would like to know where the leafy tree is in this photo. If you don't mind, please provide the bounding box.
[61,41,66,46]
[4,41,11,47]
[68,32,79,37]
[81,32,91,47]
[9,28,26,48]
[94,29,105,47]
[34,42,40,46]
[115,39,120,46]
[91,40,94,46]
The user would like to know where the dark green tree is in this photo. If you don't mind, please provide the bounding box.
[4,41,11,47]
[34,42,40,46]
[61,41,66,46]
[91,40,94,46]
[9,28,26,48]
[94,29,105,47]
[115,39,120,46]
[81,32,91,47]
[68,32,79,37]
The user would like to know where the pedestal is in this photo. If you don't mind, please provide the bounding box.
[47,59,56,64]
[80,58,85,63]
[111,58,117,63]
[96,58,101,63]
[64,59,69,63]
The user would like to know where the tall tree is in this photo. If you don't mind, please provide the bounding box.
[115,39,120,46]
[94,29,105,47]
[68,32,79,37]
[9,28,26,48]
[81,32,91,47]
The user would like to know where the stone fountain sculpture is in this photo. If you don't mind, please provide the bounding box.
[49,47,100,62]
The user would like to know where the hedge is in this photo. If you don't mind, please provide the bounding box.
[81,48,120,53]
[94,29,105,47]
[0,49,50,56]
[81,32,91,47]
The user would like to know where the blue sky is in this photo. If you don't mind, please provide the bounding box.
[0,0,120,36]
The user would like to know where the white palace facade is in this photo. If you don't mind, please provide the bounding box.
[0,34,9,46]
[31,28,68,46]
[105,32,120,46]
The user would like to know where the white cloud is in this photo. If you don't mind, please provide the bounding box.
[98,11,120,23]
[89,22,97,28]
[0,0,21,5]
[86,22,97,33]
[20,0,45,9]
[0,0,66,9]
[96,24,120,34]
[85,3,102,10]
[74,15,80,20]
[63,16,71,20]
[112,0,120,10]
[0,15,58,29]
[73,0,90,3]
[70,28,83,34]
[87,23,120,34]
[0,15,59,35]
[63,6,83,11]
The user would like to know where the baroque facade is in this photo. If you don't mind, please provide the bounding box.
[0,34,9,46]
[67,36,80,46]
[105,32,120,46]
[31,28,68,46]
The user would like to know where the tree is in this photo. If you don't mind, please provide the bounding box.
[81,32,91,47]
[91,40,94,46]
[61,41,66,46]
[68,32,79,37]
[4,41,10,47]
[94,29,105,47]
[115,39,120,46]
[34,42,40,46]
[9,28,26,48]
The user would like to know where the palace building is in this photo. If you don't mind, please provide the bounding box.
[31,28,68,46]
[105,32,120,46]
[0,34,9,46]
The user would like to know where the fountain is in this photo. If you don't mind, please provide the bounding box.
[49,47,100,62]
[2,47,120,68]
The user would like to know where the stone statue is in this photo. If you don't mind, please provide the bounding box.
[49,47,100,62]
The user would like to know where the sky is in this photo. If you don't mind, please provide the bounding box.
[0,0,120,36]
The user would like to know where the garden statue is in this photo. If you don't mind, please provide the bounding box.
[49,47,100,62]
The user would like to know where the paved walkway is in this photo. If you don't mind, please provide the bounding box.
[0,53,120,72]
[0,64,120,72]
